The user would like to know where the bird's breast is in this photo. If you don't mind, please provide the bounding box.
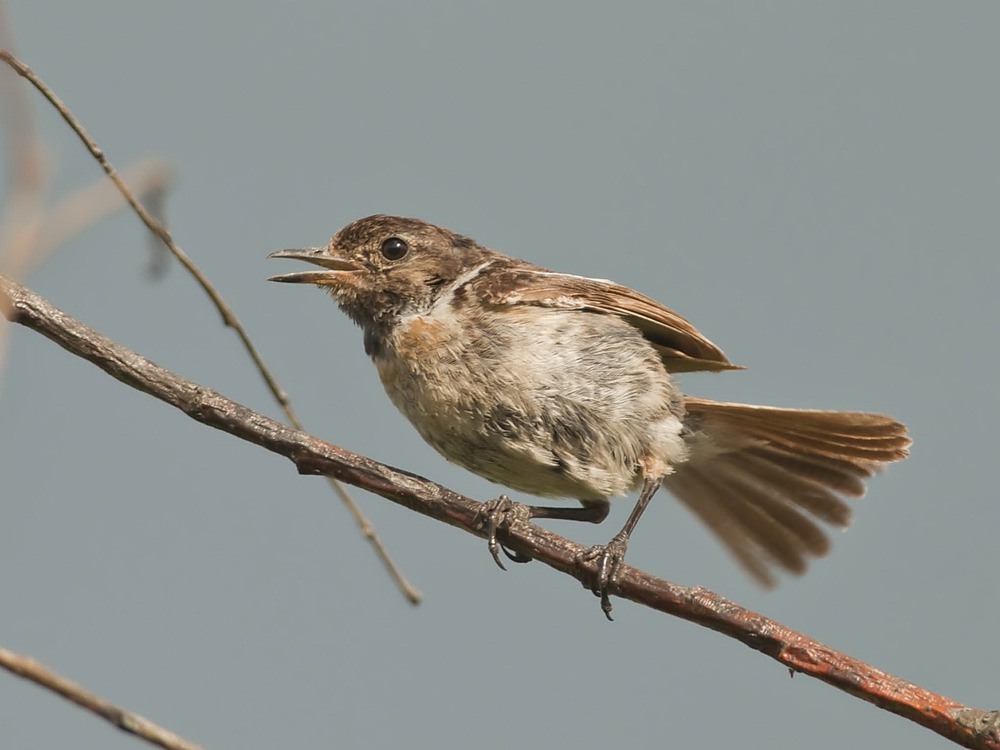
[366,304,688,500]
[370,309,478,420]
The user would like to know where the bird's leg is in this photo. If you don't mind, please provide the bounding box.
[477,496,610,570]
[578,476,663,620]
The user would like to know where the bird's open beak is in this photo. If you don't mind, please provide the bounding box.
[267,247,363,285]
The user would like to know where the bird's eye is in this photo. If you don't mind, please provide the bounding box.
[380,237,409,261]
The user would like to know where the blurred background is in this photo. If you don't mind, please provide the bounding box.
[1,3,997,748]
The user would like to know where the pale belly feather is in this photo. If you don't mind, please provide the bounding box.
[371,305,687,501]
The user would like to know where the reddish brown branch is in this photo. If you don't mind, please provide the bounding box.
[0,647,206,750]
[2,273,998,750]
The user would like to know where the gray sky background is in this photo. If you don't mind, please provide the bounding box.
[2,3,998,749]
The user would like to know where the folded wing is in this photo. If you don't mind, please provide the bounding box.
[476,268,741,373]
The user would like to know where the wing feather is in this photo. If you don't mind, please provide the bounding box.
[475,268,741,373]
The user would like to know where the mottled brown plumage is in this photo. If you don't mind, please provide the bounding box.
[270,214,910,617]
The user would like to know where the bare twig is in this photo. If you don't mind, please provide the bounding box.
[0,646,206,750]
[26,157,174,274]
[3,275,998,750]
[0,8,170,389]
[0,48,420,604]
[0,10,48,378]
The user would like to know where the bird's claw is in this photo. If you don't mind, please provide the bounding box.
[577,532,630,621]
[476,495,533,570]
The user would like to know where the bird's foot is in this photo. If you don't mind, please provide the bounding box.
[475,495,534,570]
[576,532,630,621]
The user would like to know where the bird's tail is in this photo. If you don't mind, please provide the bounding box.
[663,397,910,586]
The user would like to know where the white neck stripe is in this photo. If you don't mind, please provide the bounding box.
[429,259,495,313]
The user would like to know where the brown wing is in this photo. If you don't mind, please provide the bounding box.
[475,267,742,373]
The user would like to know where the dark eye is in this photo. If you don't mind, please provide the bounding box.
[380,237,409,261]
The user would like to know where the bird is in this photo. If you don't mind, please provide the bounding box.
[269,214,910,618]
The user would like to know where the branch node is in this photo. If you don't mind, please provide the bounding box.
[953,708,1000,743]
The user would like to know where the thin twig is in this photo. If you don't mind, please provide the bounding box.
[0,14,171,377]
[26,157,174,274]
[0,646,206,750]
[0,49,420,604]
[3,275,998,750]
[0,12,48,382]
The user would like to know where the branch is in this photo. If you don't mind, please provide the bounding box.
[2,277,998,749]
[23,157,174,276]
[0,647,205,750]
[0,14,47,381]
[0,47,420,604]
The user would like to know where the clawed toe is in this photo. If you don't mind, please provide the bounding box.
[476,495,633,620]
[577,533,630,620]
[476,495,533,570]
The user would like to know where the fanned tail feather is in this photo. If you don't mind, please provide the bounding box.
[664,397,910,585]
